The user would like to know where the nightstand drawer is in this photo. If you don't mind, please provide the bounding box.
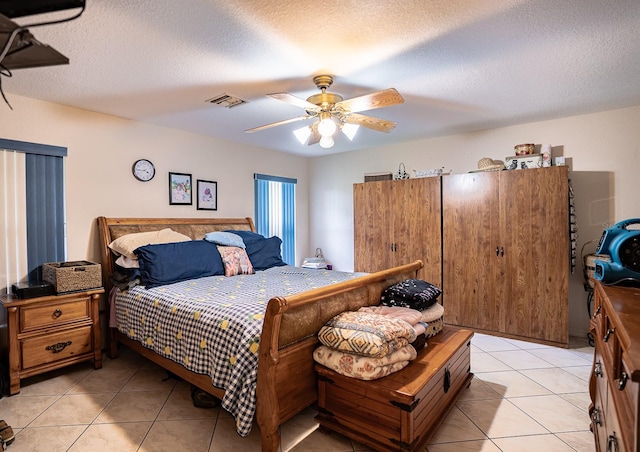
[21,325,93,369]
[21,299,90,332]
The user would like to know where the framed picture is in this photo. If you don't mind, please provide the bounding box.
[168,172,192,205]
[197,179,217,210]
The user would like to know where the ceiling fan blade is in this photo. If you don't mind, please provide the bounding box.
[268,93,320,112]
[308,122,321,146]
[343,113,397,133]
[334,88,404,113]
[245,115,311,133]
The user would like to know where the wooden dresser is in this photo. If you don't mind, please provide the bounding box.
[589,281,640,451]
[0,288,103,394]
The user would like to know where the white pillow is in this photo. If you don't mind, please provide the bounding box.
[108,228,191,259]
[115,255,140,268]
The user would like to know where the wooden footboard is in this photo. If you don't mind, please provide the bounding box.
[256,260,423,451]
[96,216,422,452]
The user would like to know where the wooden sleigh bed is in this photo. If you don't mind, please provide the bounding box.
[97,216,423,452]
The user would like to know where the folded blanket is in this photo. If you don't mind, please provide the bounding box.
[421,302,444,323]
[317,311,417,358]
[358,305,422,326]
[314,344,417,380]
[381,279,442,311]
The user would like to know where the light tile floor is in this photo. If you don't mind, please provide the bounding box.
[0,333,596,451]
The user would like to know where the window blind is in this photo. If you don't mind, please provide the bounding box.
[0,139,66,294]
[254,173,296,265]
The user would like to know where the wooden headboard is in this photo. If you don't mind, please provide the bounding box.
[96,216,255,292]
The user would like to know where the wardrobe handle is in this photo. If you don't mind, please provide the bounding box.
[496,247,499,256]
[500,247,504,257]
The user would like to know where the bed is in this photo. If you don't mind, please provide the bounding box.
[97,216,423,452]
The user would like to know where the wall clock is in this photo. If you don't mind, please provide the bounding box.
[132,159,155,182]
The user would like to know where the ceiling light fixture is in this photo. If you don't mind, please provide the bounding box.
[293,125,311,144]
[319,135,334,149]
[317,112,337,137]
[341,123,359,141]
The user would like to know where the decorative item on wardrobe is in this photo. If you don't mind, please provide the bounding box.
[393,163,410,180]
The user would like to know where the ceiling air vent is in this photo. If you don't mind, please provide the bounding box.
[205,94,247,108]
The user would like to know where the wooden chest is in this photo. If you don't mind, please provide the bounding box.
[316,327,473,451]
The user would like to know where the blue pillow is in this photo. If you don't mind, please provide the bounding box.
[134,240,224,288]
[203,231,246,248]
[226,230,265,246]
[225,230,286,270]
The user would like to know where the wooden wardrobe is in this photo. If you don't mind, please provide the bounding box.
[354,166,569,347]
[353,177,442,287]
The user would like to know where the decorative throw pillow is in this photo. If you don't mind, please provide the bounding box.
[109,228,191,259]
[203,231,246,248]
[380,279,442,311]
[216,246,255,276]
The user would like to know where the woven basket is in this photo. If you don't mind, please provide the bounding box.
[43,261,102,293]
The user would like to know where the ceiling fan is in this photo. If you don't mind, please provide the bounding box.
[245,75,404,148]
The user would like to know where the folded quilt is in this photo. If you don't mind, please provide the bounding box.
[421,302,444,323]
[318,311,417,358]
[381,279,442,311]
[313,344,417,380]
[358,305,422,326]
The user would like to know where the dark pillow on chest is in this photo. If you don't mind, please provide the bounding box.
[134,240,224,288]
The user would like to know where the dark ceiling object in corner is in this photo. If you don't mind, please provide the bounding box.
[0,0,85,18]
[0,14,68,69]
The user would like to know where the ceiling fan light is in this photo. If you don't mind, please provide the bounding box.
[319,135,334,149]
[341,123,359,140]
[293,125,311,144]
[318,117,337,137]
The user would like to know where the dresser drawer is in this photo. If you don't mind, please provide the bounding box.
[21,299,90,333]
[21,325,93,369]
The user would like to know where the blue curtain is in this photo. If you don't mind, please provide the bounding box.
[254,174,297,265]
[1,139,66,282]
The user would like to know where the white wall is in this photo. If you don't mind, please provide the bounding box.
[309,105,640,338]
[3,93,639,339]
[0,94,310,269]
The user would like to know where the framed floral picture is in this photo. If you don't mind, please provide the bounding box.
[169,172,192,205]
[197,179,217,210]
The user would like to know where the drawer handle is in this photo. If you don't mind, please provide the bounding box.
[591,407,602,426]
[52,309,62,319]
[593,305,601,318]
[46,341,72,354]
[619,371,628,391]
[604,327,615,342]
[443,368,451,393]
[594,361,603,378]
[607,432,619,452]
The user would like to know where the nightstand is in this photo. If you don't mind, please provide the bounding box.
[0,288,104,395]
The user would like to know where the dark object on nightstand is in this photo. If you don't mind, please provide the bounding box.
[11,281,55,299]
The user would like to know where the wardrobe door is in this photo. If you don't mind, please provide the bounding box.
[499,166,569,344]
[354,181,394,273]
[391,178,442,285]
[442,171,502,331]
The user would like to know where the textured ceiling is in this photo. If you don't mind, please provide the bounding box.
[3,0,640,156]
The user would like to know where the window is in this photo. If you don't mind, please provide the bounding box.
[254,173,296,265]
[1,138,66,294]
